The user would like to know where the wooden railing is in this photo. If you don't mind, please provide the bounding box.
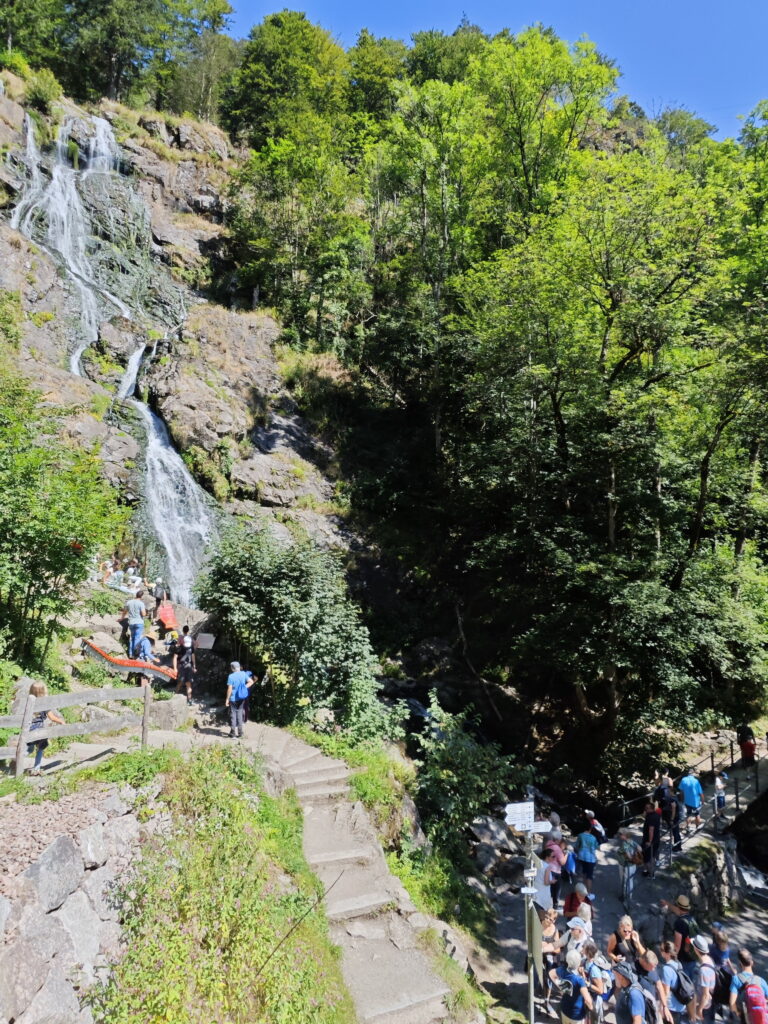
[0,685,152,777]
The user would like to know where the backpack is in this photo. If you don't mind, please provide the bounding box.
[738,975,768,1024]
[714,965,734,1006]
[231,676,250,701]
[670,962,695,1004]
[634,981,661,1024]
[592,952,614,1001]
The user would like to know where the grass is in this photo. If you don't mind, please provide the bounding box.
[419,928,491,1021]
[86,746,356,1024]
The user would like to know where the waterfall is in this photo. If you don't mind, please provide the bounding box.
[12,115,217,606]
[11,117,130,374]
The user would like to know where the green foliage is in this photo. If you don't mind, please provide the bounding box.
[79,745,181,787]
[414,694,526,851]
[26,66,61,112]
[84,587,125,616]
[197,525,392,739]
[74,660,114,689]
[88,747,355,1024]
[0,291,22,348]
[0,49,32,79]
[0,367,126,662]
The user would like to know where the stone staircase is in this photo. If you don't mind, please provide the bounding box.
[239,722,454,1024]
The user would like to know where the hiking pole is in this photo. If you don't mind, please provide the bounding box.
[252,870,345,981]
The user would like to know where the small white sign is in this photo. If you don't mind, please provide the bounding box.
[504,801,535,831]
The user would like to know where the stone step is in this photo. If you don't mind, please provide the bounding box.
[282,748,329,771]
[294,781,350,802]
[307,846,377,869]
[290,764,350,787]
[332,921,450,1024]
[325,890,394,921]
[319,862,399,921]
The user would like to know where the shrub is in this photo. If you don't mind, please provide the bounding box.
[0,51,32,79]
[27,68,62,113]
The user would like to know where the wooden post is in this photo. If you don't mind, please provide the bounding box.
[141,685,151,750]
[735,778,740,811]
[710,750,715,774]
[15,692,36,779]
[730,739,735,767]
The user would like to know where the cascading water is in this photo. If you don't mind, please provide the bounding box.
[12,115,216,605]
[11,117,130,373]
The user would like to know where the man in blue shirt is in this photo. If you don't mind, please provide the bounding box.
[614,963,646,1024]
[678,769,703,829]
[729,949,768,1021]
[225,661,254,739]
[549,949,593,1024]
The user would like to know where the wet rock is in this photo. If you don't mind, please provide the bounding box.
[21,836,84,912]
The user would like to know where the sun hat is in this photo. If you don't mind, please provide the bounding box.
[692,935,709,953]
[674,894,691,910]
[568,918,586,931]
[614,962,636,982]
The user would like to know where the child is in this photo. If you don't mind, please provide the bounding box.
[26,682,64,776]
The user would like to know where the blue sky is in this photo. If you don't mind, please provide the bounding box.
[228,0,768,140]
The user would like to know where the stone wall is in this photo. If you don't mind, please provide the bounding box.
[0,782,168,1024]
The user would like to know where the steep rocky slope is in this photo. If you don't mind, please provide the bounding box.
[0,71,347,549]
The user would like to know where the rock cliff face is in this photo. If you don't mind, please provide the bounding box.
[0,72,346,549]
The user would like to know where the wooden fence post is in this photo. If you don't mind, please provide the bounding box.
[14,693,36,779]
[141,685,151,750]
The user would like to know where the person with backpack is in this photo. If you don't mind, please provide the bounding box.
[655,776,682,851]
[660,894,700,979]
[737,725,757,768]
[660,941,695,1024]
[678,770,703,831]
[550,948,594,1024]
[638,952,670,1023]
[583,942,613,1024]
[575,821,599,893]
[173,625,197,705]
[150,577,167,616]
[225,661,255,738]
[642,801,662,876]
[708,925,735,1014]
[584,809,606,845]
[613,962,651,1024]
[729,949,768,1024]
[691,935,716,1023]
[617,828,643,905]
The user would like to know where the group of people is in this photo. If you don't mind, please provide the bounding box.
[543,880,766,1024]
[120,588,197,701]
[102,555,166,601]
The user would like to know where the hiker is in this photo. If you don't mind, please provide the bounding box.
[691,935,716,1023]
[660,895,699,980]
[122,590,147,658]
[637,951,670,1022]
[617,827,643,903]
[558,918,590,958]
[549,948,594,1024]
[582,941,610,1023]
[678,770,703,830]
[655,776,683,851]
[659,941,694,1024]
[737,724,757,768]
[575,820,599,893]
[729,949,768,1024]
[541,908,562,1018]
[564,883,593,923]
[613,962,647,1024]
[584,809,606,845]
[642,800,662,875]
[534,854,555,912]
[544,845,563,910]
[225,661,254,739]
[714,773,727,815]
[150,577,167,616]
[25,682,65,776]
[709,927,735,1019]
[173,625,196,705]
[134,633,160,686]
[607,916,646,971]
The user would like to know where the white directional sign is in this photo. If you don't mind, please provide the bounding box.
[504,801,535,831]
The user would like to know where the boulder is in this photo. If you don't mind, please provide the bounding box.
[16,965,81,1024]
[52,890,102,971]
[21,836,84,912]
[103,813,140,860]
[138,115,170,144]
[470,815,521,854]
[80,865,120,922]
[0,95,25,131]
[18,907,75,965]
[78,823,107,869]
[0,940,47,1021]
[0,894,10,937]
[149,693,192,730]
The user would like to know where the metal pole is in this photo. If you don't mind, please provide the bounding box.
[524,831,536,1024]
[713,793,718,835]
[710,751,715,774]
[735,778,740,812]
[731,739,735,767]
[756,756,759,792]
[142,685,151,750]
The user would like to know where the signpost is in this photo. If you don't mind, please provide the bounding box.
[505,803,551,1024]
